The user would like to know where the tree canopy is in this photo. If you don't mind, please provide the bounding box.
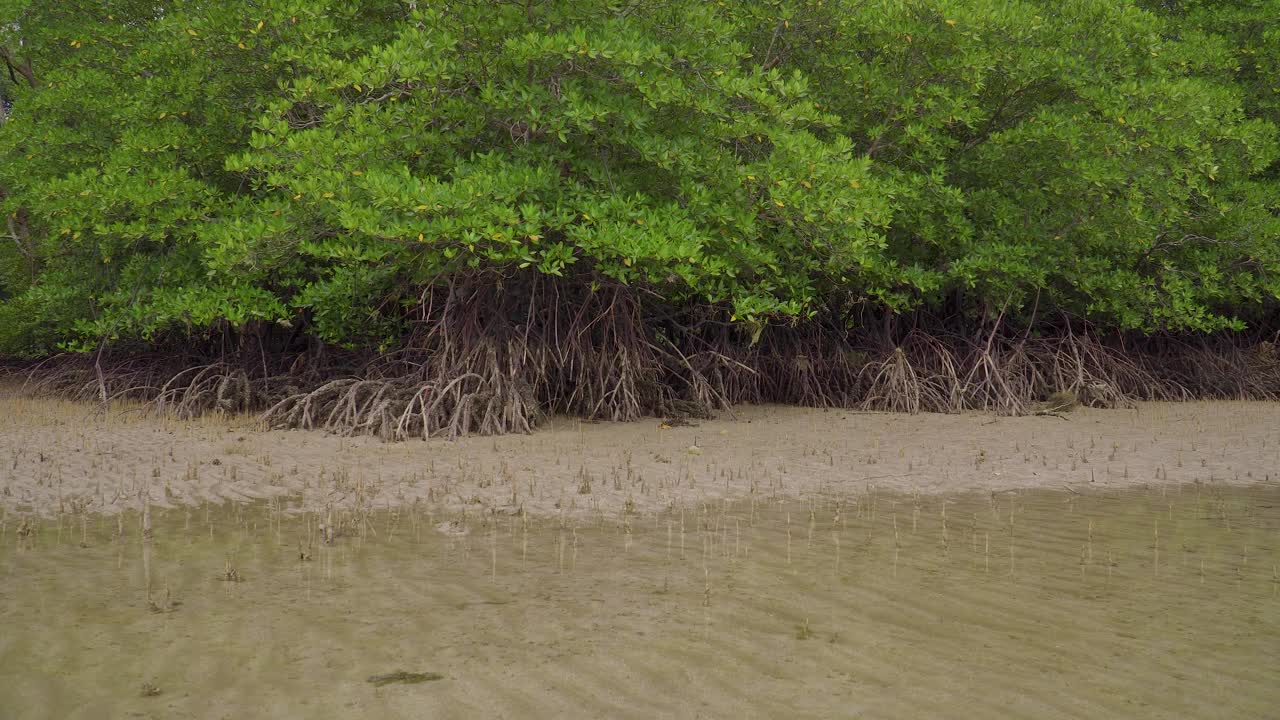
[1,0,1277,358]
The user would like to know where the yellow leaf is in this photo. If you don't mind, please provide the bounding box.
[322,192,334,198]
[73,232,81,239]
[103,256,111,264]
[623,258,632,267]
[186,28,198,36]
[292,193,302,200]
[747,175,756,181]
[414,204,429,211]
[784,20,790,29]
[418,233,425,242]
[801,180,812,189]
[659,423,671,430]
[527,234,542,242]
[61,228,71,235]
[774,200,786,208]
[256,20,265,31]
[351,170,364,176]
[635,218,645,225]
[945,19,957,26]
[849,180,861,188]
[238,42,246,49]
[353,84,363,92]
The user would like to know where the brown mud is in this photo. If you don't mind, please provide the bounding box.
[1,386,1277,520]
[1,482,1277,719]
[2,391,1278,718]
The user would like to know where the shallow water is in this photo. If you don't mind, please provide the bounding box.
[2,482,1278,719]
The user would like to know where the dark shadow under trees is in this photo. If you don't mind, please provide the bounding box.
[10,275,1280,440]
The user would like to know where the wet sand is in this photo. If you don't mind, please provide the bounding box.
[1,484,1277,719]
[1,385,1277,520]
[2,390,1279,718]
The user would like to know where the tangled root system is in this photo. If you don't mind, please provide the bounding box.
[11,280,1280,438]
[265,280,679,439]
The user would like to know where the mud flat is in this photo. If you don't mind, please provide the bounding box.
[1,385,1278,520]
[2,482,1278,719]
[2,390,1279,718]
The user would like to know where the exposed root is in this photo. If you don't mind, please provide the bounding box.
[861,348,923,413]
[858,332,961,413]
[9,284,1280,438]
[264,281,659,438]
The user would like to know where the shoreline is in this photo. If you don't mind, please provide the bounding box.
[2,391,1277,520]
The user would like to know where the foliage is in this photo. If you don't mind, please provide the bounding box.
[0,0,1277,360]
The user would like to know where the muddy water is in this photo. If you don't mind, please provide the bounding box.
[1,483,1278,719]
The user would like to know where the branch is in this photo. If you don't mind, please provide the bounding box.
[0,46,36,88]
[3,212,33,263]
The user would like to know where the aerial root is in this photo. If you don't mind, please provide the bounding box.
[11,296,1280,438]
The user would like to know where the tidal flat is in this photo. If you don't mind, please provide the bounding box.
[2,480,1277,719]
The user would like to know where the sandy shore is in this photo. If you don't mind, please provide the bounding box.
[2,386,1277,519]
